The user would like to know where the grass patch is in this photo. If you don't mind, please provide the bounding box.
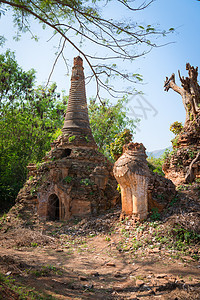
[29,265,63,277]
[0,272,55,299]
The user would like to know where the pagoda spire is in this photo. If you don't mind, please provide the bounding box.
[62,56,97,148]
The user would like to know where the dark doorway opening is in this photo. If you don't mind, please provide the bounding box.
[64,148,71,156]
[61,148,71,158]
[48,194,60,221]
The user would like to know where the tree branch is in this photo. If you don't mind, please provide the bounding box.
[1,0,172,99]
[46,38,66,87]
[164,73,183,95]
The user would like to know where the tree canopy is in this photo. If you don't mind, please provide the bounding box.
[89,97,137,158]
[0,50,66,211]
[0,0,173,98]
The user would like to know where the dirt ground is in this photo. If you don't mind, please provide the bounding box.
[0,188,200,299]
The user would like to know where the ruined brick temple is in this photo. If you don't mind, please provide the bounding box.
[163,63,200,185]
[17,56,119,220]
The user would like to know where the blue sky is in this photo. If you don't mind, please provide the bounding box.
[0,0,200,151]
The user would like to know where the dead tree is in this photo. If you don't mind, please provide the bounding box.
[185,152,200,183]
[164,63,200,125]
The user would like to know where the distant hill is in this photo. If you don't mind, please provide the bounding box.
[147,146,172,158]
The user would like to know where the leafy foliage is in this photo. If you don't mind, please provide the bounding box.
[0,50,66,211]
[0,271,55,299]
[147,156,165,176]
[170,121,183,135]
[162,148,173,162]
[110,129,132,161]
[0,0,173,97]
[88,97,138,159]
[63,176,73,184]
[172,224,200,245]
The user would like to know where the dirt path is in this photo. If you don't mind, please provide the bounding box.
[0,193,200,299]
[0,230,200,299]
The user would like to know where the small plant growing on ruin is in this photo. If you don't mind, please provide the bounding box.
[31,242,38,247]
[73,217,82,225]
[85,135,89,143]
[177,184,189,191]
[171,135,179,148]
[188,149,196,159]
[64,176,73,183]
[153,167,164,176]
[80,178,94,186]
[30,187,37,196]
[163,148,172,161]
[36,161,43,169]
[170,121,183,135]
[117,184,121,193]
[68,135,76,142]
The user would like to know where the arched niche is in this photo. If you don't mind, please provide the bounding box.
[47,194,60,221]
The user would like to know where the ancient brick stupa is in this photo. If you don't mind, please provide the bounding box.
[16,56,119,221]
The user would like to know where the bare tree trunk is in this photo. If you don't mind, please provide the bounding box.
[185,152,200,183]
[164,63,200,126]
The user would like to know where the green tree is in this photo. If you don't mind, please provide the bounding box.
[147,156,165,176]
[110,129,133,161]
[0,0,173,98]
[0,50,66,211]
[0,50,35,101]
[88,97,137,159]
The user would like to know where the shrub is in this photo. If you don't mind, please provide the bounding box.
[68,135,76,142]
[170,121,183,135]
[147,156,164,176]
[110,129,132,161]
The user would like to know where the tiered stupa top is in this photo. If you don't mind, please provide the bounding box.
[62,56,97,148]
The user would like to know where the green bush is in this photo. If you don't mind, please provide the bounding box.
[110,129,133,161]
[147,156,164,176]
[172,224,200,244]
[170,121,183,135]
[68,135,76,142]
[64,176,73,183]
[0,51,67,213]
[88,97,138,159]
